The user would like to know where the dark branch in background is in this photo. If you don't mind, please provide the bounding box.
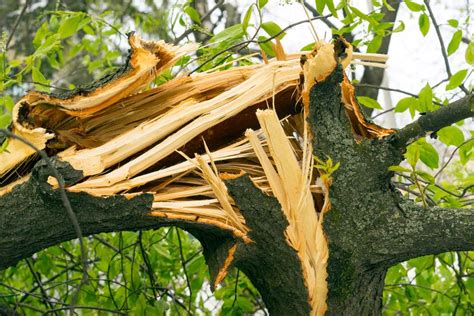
[434,138,474,180]
[356,0,401,115]
[176,229,192,313]
[0,129,87,315]
[231,269,240,308]
[25,258,57,313]
[5,0,32,50]
[389,93,473,149]
[138,231,158,300]
[423,0,469,94]
[461,37,470,45]
[356,83,444,105]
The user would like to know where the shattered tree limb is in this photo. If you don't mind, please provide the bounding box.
[1,34,473,315]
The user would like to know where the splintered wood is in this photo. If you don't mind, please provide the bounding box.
[0,34,390,315]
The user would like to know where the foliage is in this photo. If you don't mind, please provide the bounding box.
[0,0,472,314]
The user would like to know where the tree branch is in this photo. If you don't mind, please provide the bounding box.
[355,83,443,106]
[389,93,473,149]
[423,0,469,94]
[368,201,474,266]
[0,174,236,270]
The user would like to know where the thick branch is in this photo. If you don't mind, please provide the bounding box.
[389,93,473,149]
[0,171,235,270]
[367,200,474,266]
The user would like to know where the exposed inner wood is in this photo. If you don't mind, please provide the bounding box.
[0,35,391,314]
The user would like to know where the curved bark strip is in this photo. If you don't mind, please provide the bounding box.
[0,33,195,176]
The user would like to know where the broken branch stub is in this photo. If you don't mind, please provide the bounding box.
[1,34,391,315]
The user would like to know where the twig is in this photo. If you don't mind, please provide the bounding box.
[231,269,240,308]
[5,0,31,50]
[355,83,444,106]
[176,228,193,313]
[423,0,469,94]
[0,129,88,316]
[371,107,394,119]
[25,258,57,313]
[189,15,330,75]
[302,0,338,29]
[393,182,435,206]
[44,305,127,315]
[19,260,98,304]
[138,231,158,300]
[174,0,225,44]
[434,138,474,180]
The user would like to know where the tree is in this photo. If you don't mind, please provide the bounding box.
[0,0,473,315]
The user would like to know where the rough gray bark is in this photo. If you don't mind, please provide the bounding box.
[306,66,474,314]
[1,65,473,315]
[389,93,473,148]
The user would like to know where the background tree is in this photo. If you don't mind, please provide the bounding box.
[0,0,473,315]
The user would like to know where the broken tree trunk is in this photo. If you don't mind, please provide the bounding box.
[1,34,473,315]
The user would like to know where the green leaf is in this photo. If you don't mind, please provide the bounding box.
[315,0,326,13]
[388,165,411,173]
[465,42,474,65]
[367,35,383,53]
[350,6,378,25]
[418,84,433,112]
[404,0,424,12]
[437,126,465,147]
[382,0,395,11]
[0,113,11,128]
[258,36,275,57]
[258,0,269,9]
[415,170,434,183]
[394,97,417,113]
[459,140,473,165]
[58,15,82,39]
[419,139,439,169]
[83,25,95,35]
[301,42,316,51]
[405,143,420,167]
[242,5,253,33]
[418,13,430,36]
[261,21,285,40]
[447,19,459,28]
[32,67,50,92]
[184,6,201,24]
[392,20,405,33]
[2,95,14,112]
[357,96,382,110]
[326,0,338,17]
[211,24,244,44]
[446,69,467,90]
[447,30,462,56]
